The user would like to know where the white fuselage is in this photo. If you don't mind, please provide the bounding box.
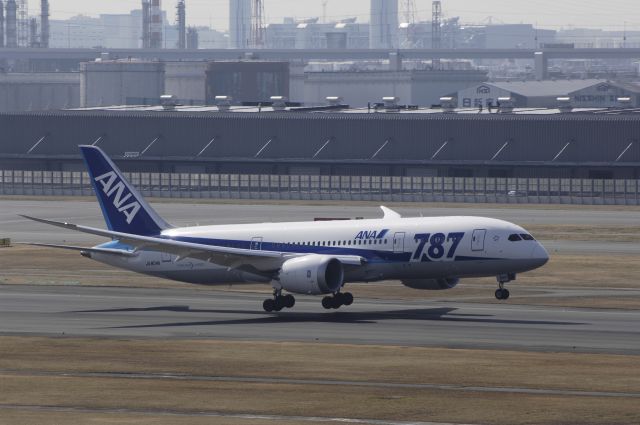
[91,216,549,286]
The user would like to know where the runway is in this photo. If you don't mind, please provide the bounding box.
[1,284,639,355]
[2,199,640,354]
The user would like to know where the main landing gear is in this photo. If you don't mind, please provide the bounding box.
[263,289,295,312]
[495,273,516,300]
[322,292,354,310]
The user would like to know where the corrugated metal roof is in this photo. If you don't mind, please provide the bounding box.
[65,104,617,116]
[2,109,640,165]
[486,79,607,97]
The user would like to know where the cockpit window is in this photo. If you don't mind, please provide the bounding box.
[508,234,522,242]
[521,234,535,241]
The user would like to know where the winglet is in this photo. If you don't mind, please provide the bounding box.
[380,206,402,219]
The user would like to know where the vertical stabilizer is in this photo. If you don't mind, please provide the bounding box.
[79,145,172,235]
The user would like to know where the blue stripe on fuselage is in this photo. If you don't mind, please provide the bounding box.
[164,235,411,263]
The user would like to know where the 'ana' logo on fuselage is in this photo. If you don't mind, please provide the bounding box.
[355,229,389,240]
[94,171,141,224]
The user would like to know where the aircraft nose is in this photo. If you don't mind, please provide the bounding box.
[531,243,549,267]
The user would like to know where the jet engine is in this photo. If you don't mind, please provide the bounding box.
[401,278,460,290]
[279,255,344,295]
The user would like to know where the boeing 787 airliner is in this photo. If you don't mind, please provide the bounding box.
[23,146,549,312]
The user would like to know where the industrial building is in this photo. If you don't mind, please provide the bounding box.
[205,61,290,104]
[0,0,49,48]
[165,61,208,104]
[457,80,640,108]
[1,105,638,180]
[0,72,79,112]
[229,0,251,49]
[80,60,165,107]
[370,0,398,49]
[569,81,640,108]
[305,68,487,107]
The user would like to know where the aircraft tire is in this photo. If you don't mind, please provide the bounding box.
[284,294,296,308]
[263,299,275,312]
[495,288,510,300]
[322,296,334,310]
[342,292,354,306]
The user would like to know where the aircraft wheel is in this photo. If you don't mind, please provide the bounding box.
[495,288,510,300]
[273,296,287,312]
[322,296,334,310]
[263,299,275,312]
[284,294,296,308]
[342,292,354,306]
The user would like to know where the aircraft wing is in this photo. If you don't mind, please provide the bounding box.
[20,215,366,273]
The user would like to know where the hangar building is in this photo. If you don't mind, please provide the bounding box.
[0,104,639,180]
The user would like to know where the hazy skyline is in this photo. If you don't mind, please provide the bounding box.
[45,0,640,31]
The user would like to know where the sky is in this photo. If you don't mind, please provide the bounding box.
[45,0,640,31]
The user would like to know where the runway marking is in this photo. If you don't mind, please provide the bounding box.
[0,404,471,425]
[2,370,639,398]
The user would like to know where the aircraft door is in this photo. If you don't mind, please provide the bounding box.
[393,232,406,253]
[250,237,263,250]
[472,229,486,252]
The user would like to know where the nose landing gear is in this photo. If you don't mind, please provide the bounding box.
[495,273,515,300]
[495,287,510,300]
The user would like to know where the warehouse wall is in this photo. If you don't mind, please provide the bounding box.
[0,110,639,178]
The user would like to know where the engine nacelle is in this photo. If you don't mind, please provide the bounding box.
[279,255,344,295]
[401,278,460,291]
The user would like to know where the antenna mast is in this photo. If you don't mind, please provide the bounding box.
[322,0,328,24]
[432,0,442,49]
[401,0,416,25]
[400,0,417,48]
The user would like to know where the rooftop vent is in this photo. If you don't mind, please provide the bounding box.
[160,94,179,111]
[215,96,232,112]
[382,96,400,112]
[557,97,572,113]
[440,97,457,113]
[271,96,288,111]
[617,97,632,108]
[326,96,344,107]
[498,97,515,114]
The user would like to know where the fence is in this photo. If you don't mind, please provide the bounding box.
[1,170,639,205]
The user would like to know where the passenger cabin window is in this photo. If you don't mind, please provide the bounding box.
[521,234,535,241]
[508,234,522,242]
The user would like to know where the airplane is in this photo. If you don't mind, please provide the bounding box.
[22,145,549,312]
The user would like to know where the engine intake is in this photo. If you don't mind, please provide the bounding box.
[401,278,460,291]
[279,255,344,295]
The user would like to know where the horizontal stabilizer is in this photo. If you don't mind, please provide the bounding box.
[21,242,137,257]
